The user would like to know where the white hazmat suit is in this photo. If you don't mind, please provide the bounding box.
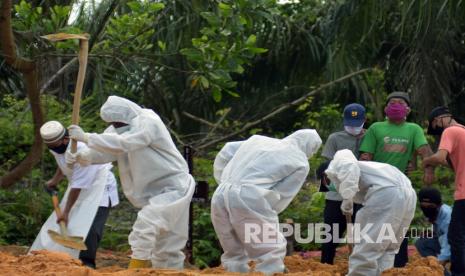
[325,149,416,276]
[211,129,322,274]
[68,96,195,268]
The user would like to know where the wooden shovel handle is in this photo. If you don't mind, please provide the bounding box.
[345,213,353,254]
[52,194,68,236]
[70,39,89,154]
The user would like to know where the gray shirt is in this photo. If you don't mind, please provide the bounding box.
[322,130,364,201]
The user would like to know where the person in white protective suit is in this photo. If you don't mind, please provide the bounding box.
[211,129,322,275]
[65,96,196,269]
[324,149,417,276]
[30,121,119,269]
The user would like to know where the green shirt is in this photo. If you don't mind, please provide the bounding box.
[359,120,427,172]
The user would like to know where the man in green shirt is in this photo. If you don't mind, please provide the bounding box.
[359,91,434,267]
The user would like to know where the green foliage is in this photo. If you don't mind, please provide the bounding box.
[102,1,164,53]
[181,1,271,101]
[295,99,342,141]
[190,156,221,267]
[192,207,221,268]
[0,95,35,173]
[406,158,456,233]
[0,184,53,245]
[13,0,44,32]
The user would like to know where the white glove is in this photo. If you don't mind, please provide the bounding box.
[341,199,353,215]
[68,125,89,143]
[65,150,77,165]
[65,149,92,166]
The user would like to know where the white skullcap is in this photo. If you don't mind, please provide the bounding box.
[40,121,66,144]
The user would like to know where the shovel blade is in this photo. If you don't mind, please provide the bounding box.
[41,33,89,42]
[47,229,87,250]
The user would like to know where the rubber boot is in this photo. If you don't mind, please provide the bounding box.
[128,258,152,269]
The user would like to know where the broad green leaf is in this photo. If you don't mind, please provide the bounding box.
[157,40,166,51]
[127,1,141,12]
[235,64,244,74]
[200,12,221,26]
[227,91,240,97]
[220,29,232,36]
[246,34,256,46]
[148,3,165,12]
[219,3,232,17]
[180,48,204,62]
[200,76,210,89]
[248,47,268,54]
[212,87,222,102]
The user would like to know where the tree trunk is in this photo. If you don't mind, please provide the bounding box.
[0,0,44,188]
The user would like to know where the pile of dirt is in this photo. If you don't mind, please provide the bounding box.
[0,250,345,275]
[382,256,445,276]
[0,248,445,276]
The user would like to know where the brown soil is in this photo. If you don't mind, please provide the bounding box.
[0,246,445,276]
[382,256,445,276]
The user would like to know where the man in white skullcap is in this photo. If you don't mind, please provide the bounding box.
[29,121,119,269]
[211,129,322,275]
[66,96,195,269]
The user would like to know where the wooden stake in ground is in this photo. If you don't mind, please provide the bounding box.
[41,33,89,156]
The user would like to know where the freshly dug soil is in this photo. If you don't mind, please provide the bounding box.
[0,246,444,276]
[382,256,445,276]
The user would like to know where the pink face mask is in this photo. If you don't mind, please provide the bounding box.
[385,103,408,121]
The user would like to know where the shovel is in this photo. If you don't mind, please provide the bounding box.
[41,33,89,168]
[46,188,87,250]
[345,213,353,254]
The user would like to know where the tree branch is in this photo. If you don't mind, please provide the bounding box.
[39,57,76,94]
[196,68,372,150]
[0,0,44,188]
[182,111,218,128]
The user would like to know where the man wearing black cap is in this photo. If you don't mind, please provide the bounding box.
[318,103,366,264]
[359,91,434,267]
[424,106,465,275]
[415,187,451,274]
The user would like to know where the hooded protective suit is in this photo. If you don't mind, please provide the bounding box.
[325,150,416,276]
[211,129,322,275]
[72,96,195,268]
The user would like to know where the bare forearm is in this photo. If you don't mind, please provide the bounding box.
[423,154,448,167]
[52,168,65,182]
[417,145,433,160]
[63,188,81,214]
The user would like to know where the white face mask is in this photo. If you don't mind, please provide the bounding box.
[344,124,364,136]
[115,125,130,134]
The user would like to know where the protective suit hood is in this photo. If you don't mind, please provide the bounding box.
[325,149,360,200]
[100,96,144,124]
[283,129,322,158]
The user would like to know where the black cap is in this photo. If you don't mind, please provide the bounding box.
[418,187,442,205]
[386,91,410,106]
[343,103,366,127]
[427,106,451,135]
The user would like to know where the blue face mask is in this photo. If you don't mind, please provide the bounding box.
[48,143,68,154]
